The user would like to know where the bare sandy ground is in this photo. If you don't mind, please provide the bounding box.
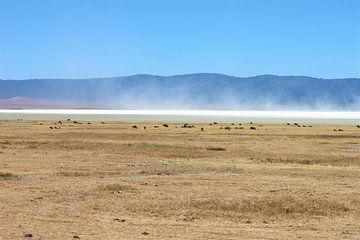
[0,120,359,239]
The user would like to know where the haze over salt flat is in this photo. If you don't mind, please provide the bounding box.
[0,109,359,125]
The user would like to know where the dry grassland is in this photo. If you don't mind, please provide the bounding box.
[0,120,359,239]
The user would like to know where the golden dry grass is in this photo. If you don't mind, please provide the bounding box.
[0,121,359,239]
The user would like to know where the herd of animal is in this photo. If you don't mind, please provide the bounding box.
[46,120,360,132]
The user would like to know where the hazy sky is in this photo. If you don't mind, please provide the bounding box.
[0,0,359,79]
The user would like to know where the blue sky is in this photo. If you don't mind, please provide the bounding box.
[0,0,359,79]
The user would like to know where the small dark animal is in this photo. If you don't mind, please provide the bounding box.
[154,126,159,128]
[234,127,238,129]
[49,126,53,129]
[250,122,253,125]
[213,122,218,125]
[333,129,338,132]
[101,121,106,124]
[239,127,244,129]
[286,123,291,125]
[162,124,169,128]
[144,126,146,130]
[250,126,256,130]
[224,127,231,131]
[231,123,234,125]
[338,129,344,132]
[357,125,360,128]
[201,127,204,132]
[58,121,62,125]
[73,121,79,124]
[132,125,138,129]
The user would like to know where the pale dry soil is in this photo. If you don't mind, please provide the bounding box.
[0,120,359,239]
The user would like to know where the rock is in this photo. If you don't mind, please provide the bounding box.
[114,218,126,222]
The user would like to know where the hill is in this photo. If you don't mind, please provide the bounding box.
[0,74,359,110]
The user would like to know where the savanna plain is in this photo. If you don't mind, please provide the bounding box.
[0,120,359,239]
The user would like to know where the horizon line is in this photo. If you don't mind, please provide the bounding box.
[1,73,360,81]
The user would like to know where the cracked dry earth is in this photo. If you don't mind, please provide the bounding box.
[0,121,359,239]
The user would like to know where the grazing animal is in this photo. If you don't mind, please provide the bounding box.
[162,124,169,128]
[201,127,204,132]
[250,122,253,125]
[209,123,213,126]
[144,126,146,130]
[338,129,344,132]
[333,129,338,132]
[101,121,106,124]
[286,123,291,125]
[234,127,238,129]
[220,127,223,129]
[154,126,159,128]
[182,123,194,128]
[213,122,218,125]
[49,126,53,129]
[239,127,244,129]
[67,118,71,121]
[231,123,234,125]
[132,125,138,129]
[250,126,256,130]
[224,127,231,131]
[73,121,79,124]
[357,125,360,128]
[58,121,62,125]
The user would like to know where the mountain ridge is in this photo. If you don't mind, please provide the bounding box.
[0,73,359,110]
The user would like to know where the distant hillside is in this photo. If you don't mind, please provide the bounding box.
[0,74,359,110]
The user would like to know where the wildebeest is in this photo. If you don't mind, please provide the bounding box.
[357,125,360,128]
[224,127,231,131]
[101,121,106,124]
[58,121,62,125]
[73,121,79,124]
[338,129,344,132]
[144,126,146,130]
[239,127,244,129]
[132,125,138,129]
[163,124,169,128]
[201,127,204,132]
[181,123,194,128]
[250,126,256,130]
[213,122,218,125]
[250,122,253,125]
[49,126,53,129]
[154,126,160,128]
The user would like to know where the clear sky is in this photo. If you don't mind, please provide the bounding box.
[0,0,359,79]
